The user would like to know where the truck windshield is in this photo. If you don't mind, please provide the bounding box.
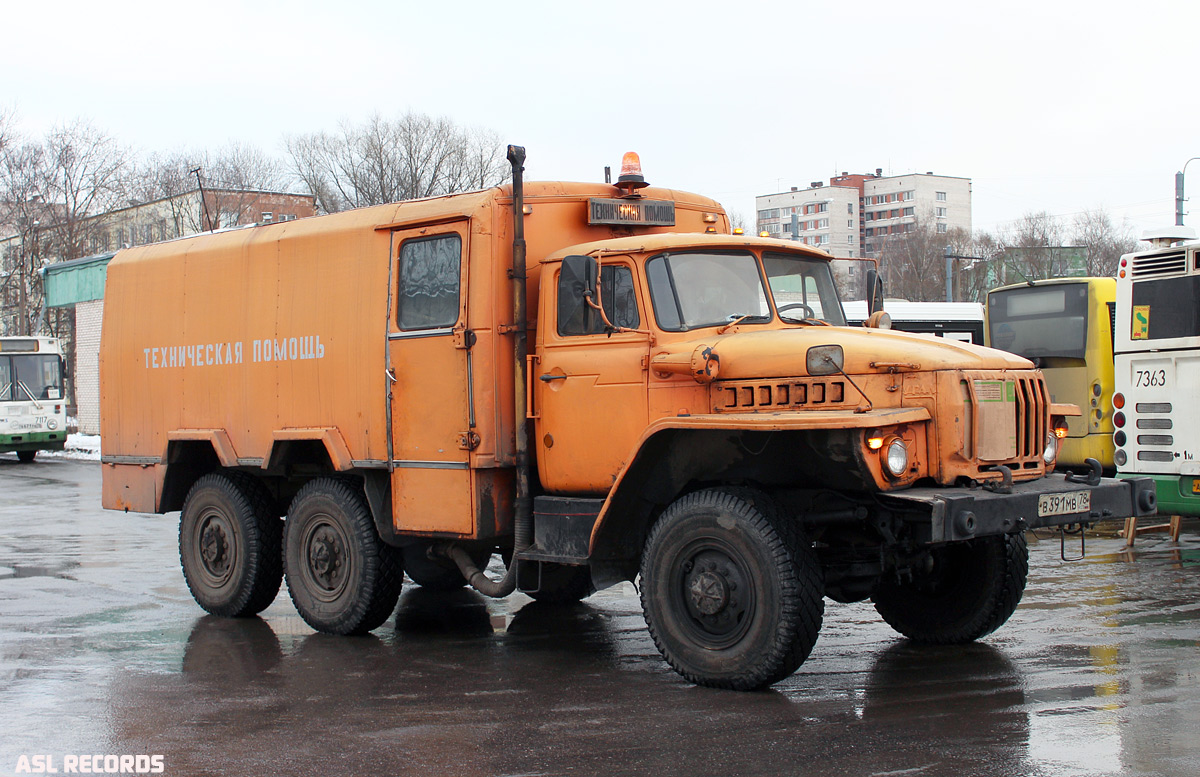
[987,284,1088,359]
[646,251,772,331]
[0,355,63,401]
[762,252,847,325]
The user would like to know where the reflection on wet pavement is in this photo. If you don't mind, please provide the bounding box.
[2,460,1198,776]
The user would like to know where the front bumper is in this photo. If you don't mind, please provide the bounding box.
[879,473,1158,545]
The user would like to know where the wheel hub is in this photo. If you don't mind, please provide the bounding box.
[688,567,730,615]
[199,521,229,575]
[307,526,344,591]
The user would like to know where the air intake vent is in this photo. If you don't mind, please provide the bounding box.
[1130,250,1186,278]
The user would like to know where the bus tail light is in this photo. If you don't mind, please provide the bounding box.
[1113,392,1125,409]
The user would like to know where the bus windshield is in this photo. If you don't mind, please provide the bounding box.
[987,284,1089,359]
[0,355,64,401]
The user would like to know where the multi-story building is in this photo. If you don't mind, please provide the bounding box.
[757,169,972,259]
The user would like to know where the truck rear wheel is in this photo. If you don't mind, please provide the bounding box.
[283,478,402,635]
[872,533,1029,644]
[639,488,824,690]
[179,472,282,618]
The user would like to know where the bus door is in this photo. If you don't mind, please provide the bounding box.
[387,224,475,536]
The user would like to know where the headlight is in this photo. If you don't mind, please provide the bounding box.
[1042,432,1058,465]
[884,438,908,477]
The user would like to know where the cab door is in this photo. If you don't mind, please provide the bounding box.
[535,259,650,494]
[387,224,475,535]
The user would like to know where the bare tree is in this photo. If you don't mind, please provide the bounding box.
[41,119,131,262]
[875,211,972,301]
[286,111,510,214]
[1071,207,1140,276]
[134,143,290,235]
[994,211,1074,281]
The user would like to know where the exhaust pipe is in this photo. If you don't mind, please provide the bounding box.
[442,145,532,597]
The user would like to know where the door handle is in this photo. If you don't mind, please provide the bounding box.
[539,373,568,382]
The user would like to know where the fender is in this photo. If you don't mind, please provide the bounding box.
[585,406,931,586]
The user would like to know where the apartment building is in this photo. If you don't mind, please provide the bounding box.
[757,169,972,259]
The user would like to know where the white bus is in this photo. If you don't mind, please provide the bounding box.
[0,337,69,462]
[843,300,985,344]
[1112,229,1200,516]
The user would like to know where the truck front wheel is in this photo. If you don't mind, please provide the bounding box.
[179,472,282,617]
[872,533,1029,644]
[283,478,403,635]
[640,488,824,690]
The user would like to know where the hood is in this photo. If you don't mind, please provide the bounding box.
[652,326,1032,380]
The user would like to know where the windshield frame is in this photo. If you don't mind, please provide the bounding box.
[761,251,847,327]
[645,249,774,332]
[644,248,848,332]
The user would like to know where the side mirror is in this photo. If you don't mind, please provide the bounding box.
[561,255,598,302]
[866,267,885,315]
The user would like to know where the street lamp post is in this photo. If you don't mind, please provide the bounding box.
[943,246,985,303]
[1176,157,1200,226]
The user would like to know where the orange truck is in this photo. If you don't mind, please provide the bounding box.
[100,148,1156,690]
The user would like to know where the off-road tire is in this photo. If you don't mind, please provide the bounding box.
[640,488,824,690]
[872,533,1029,644]
[403,543,491,592]
[525,562,596,604]
[179,471,282,617]
[284,478,402,635]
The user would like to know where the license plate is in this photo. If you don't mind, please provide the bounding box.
[1038,490,1091,517]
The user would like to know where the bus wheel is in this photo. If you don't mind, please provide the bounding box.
[17,450,35,463]
[179,472,282,618]
[639,488,824,690]
[403,542,491,592]
[525,562,596,604]
[872,533,1028,644]
[284,478,402,635]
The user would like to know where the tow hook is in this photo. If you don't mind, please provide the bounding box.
[1065,458,1103,487]
[983,464,1013,494]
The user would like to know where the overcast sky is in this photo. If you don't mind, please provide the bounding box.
[4,0,1197,237]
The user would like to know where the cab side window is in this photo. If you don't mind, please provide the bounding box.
[557,265,640,336]
[397,234,461,329]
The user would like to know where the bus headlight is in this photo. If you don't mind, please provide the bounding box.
[1043,432,1058,465]
[884,438,908,477]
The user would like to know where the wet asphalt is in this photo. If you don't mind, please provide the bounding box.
[1,457,1198,777]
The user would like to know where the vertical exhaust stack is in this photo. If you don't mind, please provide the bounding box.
[441,145,531,597]
[507,145,533,563]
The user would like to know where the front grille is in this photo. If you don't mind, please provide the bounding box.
[1131,250,1186,278]
[1014,374,1048,463]
[965,370,1047,472]
[716,378,849,412]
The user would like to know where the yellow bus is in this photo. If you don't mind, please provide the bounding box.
[986,277,1117,473]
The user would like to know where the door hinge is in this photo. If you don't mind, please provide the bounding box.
[457,431,481,451]
[453,327,477,350]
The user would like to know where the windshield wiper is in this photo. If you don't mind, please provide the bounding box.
[17,380,43,409]
[716,313,772,334]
